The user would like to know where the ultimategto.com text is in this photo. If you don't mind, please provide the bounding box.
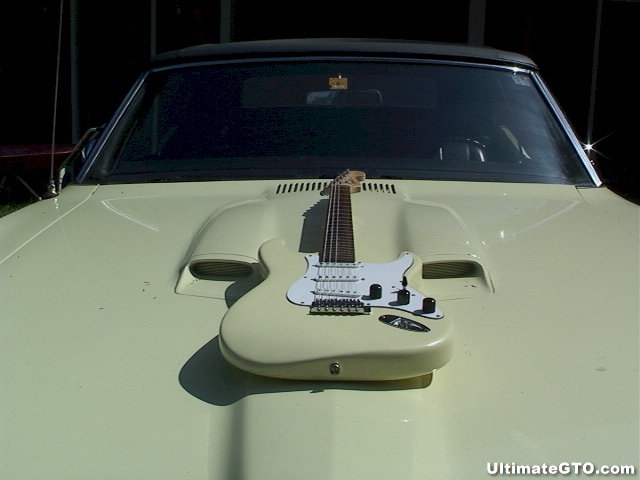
[487,462,636,476]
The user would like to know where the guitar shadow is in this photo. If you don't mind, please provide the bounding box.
[298,198,328,254]
[178,336,433,406]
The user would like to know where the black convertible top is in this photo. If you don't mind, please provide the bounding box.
[149,38,538,70]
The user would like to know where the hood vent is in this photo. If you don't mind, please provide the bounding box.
[189,259,253,280]
[275,181,396,195]
[361,182,396,194]
[418,258,493,298]
[275,181,329,194]
[422,260,481,279]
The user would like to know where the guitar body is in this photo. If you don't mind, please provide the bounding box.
[219,238,453,381]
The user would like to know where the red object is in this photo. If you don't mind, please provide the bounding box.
[0,144,74,176]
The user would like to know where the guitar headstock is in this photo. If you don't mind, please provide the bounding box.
[323,170,366,195]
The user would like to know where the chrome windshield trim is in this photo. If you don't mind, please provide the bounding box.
[145,54,535,75]
[76,73,149,182]
[531,72,602,186]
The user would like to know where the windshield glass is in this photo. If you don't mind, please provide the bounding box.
[83,61,592,185]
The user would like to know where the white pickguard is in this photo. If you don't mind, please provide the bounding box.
[287,252,444,319]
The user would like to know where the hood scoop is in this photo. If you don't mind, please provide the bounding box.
[177,254,263,303]
[177,171,500,380]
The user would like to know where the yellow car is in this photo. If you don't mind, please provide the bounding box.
[1,39,638,479]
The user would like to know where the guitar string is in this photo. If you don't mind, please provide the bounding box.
[336,179,346,299]
[332,174,347,303]
[319,178,330,305]
[319,180,329,305]
[316,176,332,306]
[327,176,340,303]
[320,174,341,305]
[333,177,343,300]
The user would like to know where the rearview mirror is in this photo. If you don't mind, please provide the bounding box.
[306,89,383,106]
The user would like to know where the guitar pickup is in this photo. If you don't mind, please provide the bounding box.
[312,289,360,297]
[315,263,363,269]
[314,275,361,281]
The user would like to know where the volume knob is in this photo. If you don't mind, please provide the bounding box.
[397,289,410,305]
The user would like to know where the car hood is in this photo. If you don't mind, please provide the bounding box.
[1,180,638,479]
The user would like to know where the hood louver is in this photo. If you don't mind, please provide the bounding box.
[189,260,254,280]
[422,260,480,279]
[275,181,396,195]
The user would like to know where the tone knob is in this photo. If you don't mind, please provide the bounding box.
[422,297,436,314]
[369,284,382,299]
[397,289,410,305]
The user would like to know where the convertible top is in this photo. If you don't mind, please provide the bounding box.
[149,38,538,70]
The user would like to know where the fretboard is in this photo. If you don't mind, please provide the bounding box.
[321,183,356,263]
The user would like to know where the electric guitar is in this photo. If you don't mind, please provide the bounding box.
[219,170,453,381]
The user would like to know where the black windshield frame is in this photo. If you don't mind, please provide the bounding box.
[81,59,594,186]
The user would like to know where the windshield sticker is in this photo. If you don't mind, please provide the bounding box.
[512,75,531,86]
[329,76,348,90]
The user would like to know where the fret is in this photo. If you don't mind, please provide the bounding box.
[321,183,356,263]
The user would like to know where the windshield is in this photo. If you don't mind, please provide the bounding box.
[83,61,592,185]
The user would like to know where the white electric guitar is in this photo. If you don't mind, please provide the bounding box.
[219,170,453,381]
[287,170,444,319]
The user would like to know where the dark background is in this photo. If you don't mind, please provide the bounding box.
[1,0,638,201]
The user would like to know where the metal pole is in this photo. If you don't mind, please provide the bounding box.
[44,0,65,198]
[468,0,486,46]
[151,0,158,154]
[70,0,79,143]
[587,0,603,158]
[151,0,157,56]
[220,0,232,43]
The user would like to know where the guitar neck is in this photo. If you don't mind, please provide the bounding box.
[321,183,356,263]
